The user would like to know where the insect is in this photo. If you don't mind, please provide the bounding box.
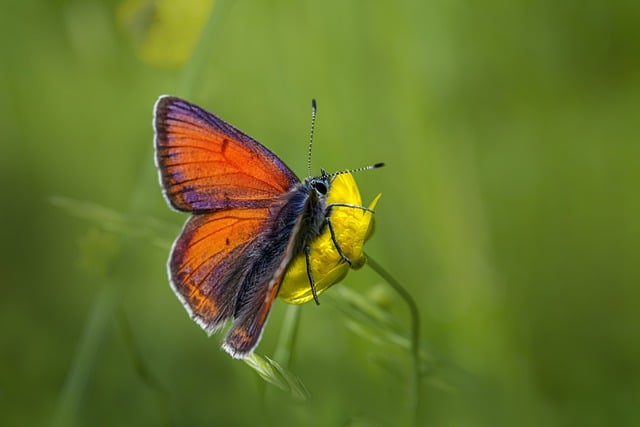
[153,96,382,358]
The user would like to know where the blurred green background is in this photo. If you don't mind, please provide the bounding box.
[2,0,639,425]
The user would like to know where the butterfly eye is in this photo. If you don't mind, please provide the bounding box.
[314,181,328,195]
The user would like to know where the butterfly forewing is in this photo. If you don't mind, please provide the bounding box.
[154,96,299,212]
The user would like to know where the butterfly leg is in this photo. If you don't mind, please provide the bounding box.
[327,202,375,214]
[324,202,374,266]
[305,201,364,304]
[325,215,352,266]
[305,245,321,305]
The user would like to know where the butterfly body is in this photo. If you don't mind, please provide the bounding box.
[223,177,331,356]
[154,96,338,358]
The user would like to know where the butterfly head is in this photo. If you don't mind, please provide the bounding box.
[308,168,331,198]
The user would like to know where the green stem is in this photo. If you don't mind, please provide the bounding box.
[366,253,421,426]
[262,304,302,420]
[273,304,302,368]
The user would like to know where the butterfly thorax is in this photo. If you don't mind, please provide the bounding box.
[293,174,330,250]
[255,173,329,264]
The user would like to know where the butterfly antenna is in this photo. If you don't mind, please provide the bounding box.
[331,162,385,178]
[307,99,317,177]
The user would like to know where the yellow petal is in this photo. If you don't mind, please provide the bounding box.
[279,173,381,304]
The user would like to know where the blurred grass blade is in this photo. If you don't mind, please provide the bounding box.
[50,195,174,249]
[116,308,168,394]
[243,353,310,400]
[53,286,115,427]
[329,285,398,331]
[329,286,431,360]
[116,308,173,426]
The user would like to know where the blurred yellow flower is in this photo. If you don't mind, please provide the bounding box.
[118,0,214,67]
[279,173,381,304]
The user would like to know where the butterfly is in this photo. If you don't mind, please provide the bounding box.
[153,96,382,358]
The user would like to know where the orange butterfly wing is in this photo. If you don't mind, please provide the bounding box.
[154,96,299,212]
[223,274,284,357]
[169,208,272,332]
[171,205,297,357]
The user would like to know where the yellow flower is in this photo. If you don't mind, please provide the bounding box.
[279,173,381,304]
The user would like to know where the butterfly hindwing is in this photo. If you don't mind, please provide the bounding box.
[169,207,272,332]
[222,192,310,358]
[154,96,299,212]
[223,271,285,358]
